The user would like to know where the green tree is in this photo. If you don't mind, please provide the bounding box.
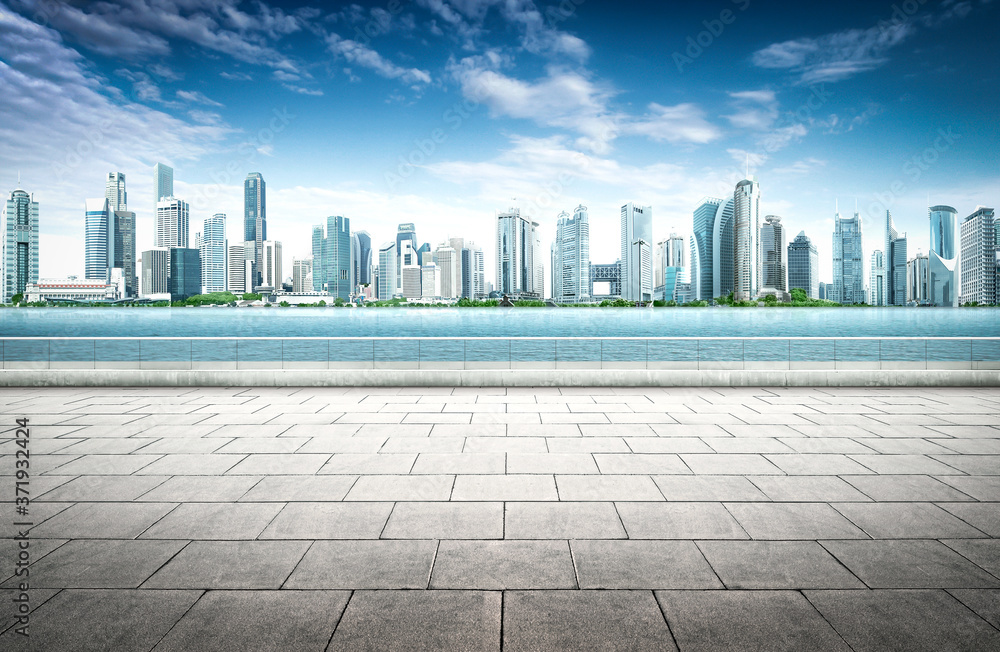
[334,297,345,307]
[279,301,290,307]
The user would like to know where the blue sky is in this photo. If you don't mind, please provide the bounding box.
[1,0,998,287]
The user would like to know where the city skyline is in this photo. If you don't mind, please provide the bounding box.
[1,0,997,285]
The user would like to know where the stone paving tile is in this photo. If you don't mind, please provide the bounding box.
[328,590,499,652]
[931,454,1000,475]
[135,453,247,476]
[143,540,309,589]
[380,436,465,453]
[382,501,504,539]
[0,588,201,652]
[765,453,874,475]
[259,502,392,539]
[832,502,990,538]
[6,539,186,588]
[410,452,505,474]
[652,475,769,502]
[452,475,558,501]
[506,453,600,474]
[30,502,176,539]
[237,475,357,502]
[345,474,454,501]
[937,475,1000,500]
[464,437,546,453]
[571,540,722,589]
[616,502,748,539]
[805,589,1000,652]
[36,475,168,502]
[431,540,576,589]
[848,454,964,475]
[725,503,869,540]
[41,454,160,476]
[656,590,850,651]
[225,453,331,475]
[679,454,783,475]
[593,453,690,474]
[842,474,976,502]
[154,590,350,652]
[555,475,665,501]
[504,502,627,539]
[284,540,437,589]
[937,502,1000,537]
[317,452,416,474]
[136,475,262,502]
[213,437,309,453]
[140,502,283,540]
[941,539,1000,577]
[748,476,872,502]
[697,540,865,589]
[504,590,675,651]
[546,437,629,453]
[294,435,386,453]
[702,437,794,454]
[947,589,1000,630]
[821,539,1000,588]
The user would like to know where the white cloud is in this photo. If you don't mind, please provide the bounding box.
[282,84,324,96]
[327,33,432,85]
[625,103,722,145]
[723,90,779,130]
[176,89,223,107]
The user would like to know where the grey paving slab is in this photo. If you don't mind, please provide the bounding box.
[504,590,675,651]
[259,502,393,539]
[932,454,1000,475]
[135,475,262,502]
[697,540,865,589]
[937,502,1000,537]
[431,540,576,589]
[345,474,454,501]
[617,502,748,539]
[571,540,722,589]
[464,437,546,453]
[843,474,976,501]
[30,502,176,539]
[507,453,599,474]
[452,474,558,501]
[546,437,629,453]
[679,454,783,475]
[318,452,416,474]
[225,453,331,475]
[382,501,504,539]
[410,452,505,474]
[41,454,160,475]
[947,589,1000,630]
[504,502,627,539]
[848,454,965,475]
[555,474,664,501]
[941,539,1000,577]
[8,539,186,588]
[237,475,357,502]
[593,453,690,474]
[822,539,1000,588]
[656,590,850,652]
[134,454,247,476]
[213,437,309,453]
[748,476,871,502]
[652,475,769,502]
[0,589,201,652]
[806,589,1000,652]
[832,502,990,538]
[380,436,465,453]
[327,590,500,652]
[143,540,309,589]
[764,453,874,475]
[154,590,349,652]
[36,475,168,502]
[937,475,1000,500]
[284,539,437,588]
[140,502,283,540]
[726,502,868,540]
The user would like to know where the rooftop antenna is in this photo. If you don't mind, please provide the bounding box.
[16,170,21,188]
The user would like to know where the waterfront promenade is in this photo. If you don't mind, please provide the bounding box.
[2,385,999,650]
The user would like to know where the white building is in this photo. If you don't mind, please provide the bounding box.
[433,243,460,298]
[200,213,227,293]
[26,278,120,303]
[401,265,422,299]
[733,179,760,302]
[870,250,886,306]
[227,244,253,294]
[552,205,590,303]
[378,242,397,300]
[960,206,996,305]
[759,215,787,293]
[496,208,542,298]
[292,257,313,293]
[155,196,189,248]
[620,202,652,302]
[421,263,440,298]
[259,240,282,291]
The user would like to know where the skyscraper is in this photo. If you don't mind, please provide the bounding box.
[200,213,227,293]
[787,231,819,299]
[311,224,324,292]
[448,237,465,297]
[261,240,282,290]
[621,202,652,302]
[733,179,760,302]
[153,163,173,211]
[884,211,908,306]
[691,197,734,301]
[462,244,484,299]
[292,257,313,293]
[416,243,432,266]
[496,208,542,298]
[395,223,417,290]
[870,250,886,306]
[759,215,787,291]
[141,248,169,296]
[928,205,959,307]
[106,172,127,212]
[907,251,930,304]
[318,216,352,299]
[244,172,266,288]
[433,243,459,298]
[552,205,591,303]
[2,187,39,303]
[85,197,113,281]
[155,197,189,248]
[378,242,397,300]
[354,230,373,287]
[832,207,864,304]
[960,206,996,305]
[227,244,250,294]
[168,247,201,301]
[114,210,136,297]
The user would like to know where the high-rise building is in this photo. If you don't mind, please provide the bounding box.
[153,163,173,211]
[884,211,908,306]
[168,248,201,301]
[960,207,996,305]
[420,263,439,298]
[496,208,542,298]
[395,223,417,290]
[787,231,819,299]
[433,243,460,298]
[401,265,422,299]
[907,251,930,304]
[317,216,352,299]
[733,179,760,302]
[690,197,735,302]
[244,172,266,288]
[832,207,864,304]
[378,242,397,300]
[995,214,1000,306]
[155,197,189,248]
[292,257,312,293]
[416,243,432,266]
[141,247,169,296]
[2,187,39,303]
[461,244,484,299]
[85,197,113,281]
[200,213,227,293]
[114,210,136,297]
[818,281,827,301]
[227,244,251,294]
[759,215,787,292]
[620,202,652,302]
[928,205,959,307]
[870,250,886,306]
[552,205,591,303]
[105,172,127,212]
[260,240,282,291]
[311,224,324,292]
[354,230,373,288]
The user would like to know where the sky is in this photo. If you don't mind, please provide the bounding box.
[2,0,998,292]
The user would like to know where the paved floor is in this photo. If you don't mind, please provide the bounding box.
[1,385,999,651]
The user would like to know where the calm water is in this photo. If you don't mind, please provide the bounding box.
[2,307,999,338]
